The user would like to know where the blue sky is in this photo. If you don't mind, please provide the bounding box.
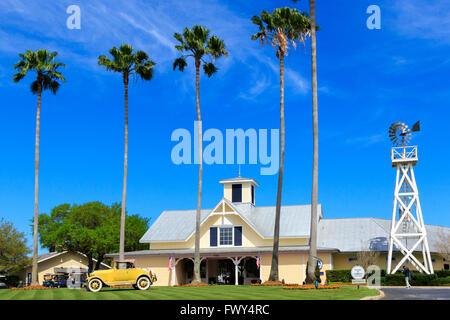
[0,0,449,252]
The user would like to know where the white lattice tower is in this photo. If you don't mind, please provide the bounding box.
[387,146,433,274]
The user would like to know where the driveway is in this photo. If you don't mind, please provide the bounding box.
[380,287,450,300]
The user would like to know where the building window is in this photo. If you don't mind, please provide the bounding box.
[232,184,242,202]
[444,264,449,270]
[348,257,357,263]
[251,185,255,204]
[219,227,233,246]
[385,256,396,262]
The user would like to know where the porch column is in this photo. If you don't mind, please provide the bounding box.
[172,258,180,286]
[206,259,209,284]
[235,261,238,286]
[229,257,244,286]
[259,257,262,281]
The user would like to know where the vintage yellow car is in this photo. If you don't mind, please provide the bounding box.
[85,259,157,292]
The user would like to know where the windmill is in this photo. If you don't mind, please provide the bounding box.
[387,121,433,274]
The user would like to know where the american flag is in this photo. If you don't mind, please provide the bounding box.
[168,254,173,270]
[256,252,260,269]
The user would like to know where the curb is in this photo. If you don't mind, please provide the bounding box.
[360,289,385,300]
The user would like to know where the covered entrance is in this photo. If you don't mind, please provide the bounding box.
[172,255,261,286]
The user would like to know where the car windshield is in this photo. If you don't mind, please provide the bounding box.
[116,262,134,269]
[116,262,127,270]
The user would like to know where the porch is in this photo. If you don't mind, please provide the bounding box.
[172,254,261,286]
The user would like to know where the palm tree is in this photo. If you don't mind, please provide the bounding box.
[290,0,320,284]
[251,7,312,282]
[98,44,155,261]
[173,25,228,283]
[304,0,319,285]
[13,49,66,285]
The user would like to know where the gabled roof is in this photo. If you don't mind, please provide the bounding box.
[36,251,110,268]
[139,200,323,243]
[317,218,450,253]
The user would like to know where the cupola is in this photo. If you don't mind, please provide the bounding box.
[219,177,259,205]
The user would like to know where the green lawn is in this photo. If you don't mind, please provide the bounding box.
[0,285,379,300]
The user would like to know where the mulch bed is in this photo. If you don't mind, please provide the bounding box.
[10,286,56,290]
[283,284,340,290]
[174,282,215,287]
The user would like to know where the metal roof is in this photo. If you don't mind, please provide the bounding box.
[139,202,449,254]
[139,202,323,243]
[317,218,450,253]
[106,245,338,258]
[219,177,259,186]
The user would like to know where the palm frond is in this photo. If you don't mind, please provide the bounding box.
[173,25,227,75]
[203,62,218,77]
[13,49,65,94]
[250,7,314,56]
[173,57,187,72]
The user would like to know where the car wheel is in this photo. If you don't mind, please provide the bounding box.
[88,278,103,292]
[136,276,151,290]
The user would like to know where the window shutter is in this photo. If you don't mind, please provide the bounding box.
[210,227,218,247]
[234,226,242,246]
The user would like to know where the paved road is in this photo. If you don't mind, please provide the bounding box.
[381,287,450,300]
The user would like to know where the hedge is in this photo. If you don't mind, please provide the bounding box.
[325,270,353,283]
[327,269,450,286]
[3,275,20,287]
[435,270,450,278]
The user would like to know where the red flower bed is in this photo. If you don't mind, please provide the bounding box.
[11,286,56,290]
[259,281,284,286]
[283,284,340,290]
[330,282,366,287]
[174,282,215,287]
[252,282,299,286]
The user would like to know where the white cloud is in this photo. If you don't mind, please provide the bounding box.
[0,0,312,97]
[389,0,450,44]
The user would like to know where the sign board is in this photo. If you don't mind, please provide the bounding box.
[317,259,323,270]
[351,266,365,280]
[352,279,366,284]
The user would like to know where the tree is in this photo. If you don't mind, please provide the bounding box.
[173,25,228,283]
[38,202,150,271]
[356,241,380,279]
[0,218,31,275]
[12,49,66,285]
[98,45,155,261]
[289,0,320,285]
[251,7,312,282]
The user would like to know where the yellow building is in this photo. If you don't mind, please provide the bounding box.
[18,251,110,286]
[107,176,450,286]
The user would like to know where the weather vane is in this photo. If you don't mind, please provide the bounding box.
[388,121,420,147]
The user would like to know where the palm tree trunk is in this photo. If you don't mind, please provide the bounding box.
[31,87,41,286]
[269,53,285,282]
[306,0,319,284]
[192,59,202,284]
[119,75,129,261]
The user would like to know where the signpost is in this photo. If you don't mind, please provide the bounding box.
[351,266,366,289]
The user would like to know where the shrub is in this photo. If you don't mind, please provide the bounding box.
[325,270,353,283]
[435,270,450,278]
[383,273,439,286]
[3,275,20,287]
